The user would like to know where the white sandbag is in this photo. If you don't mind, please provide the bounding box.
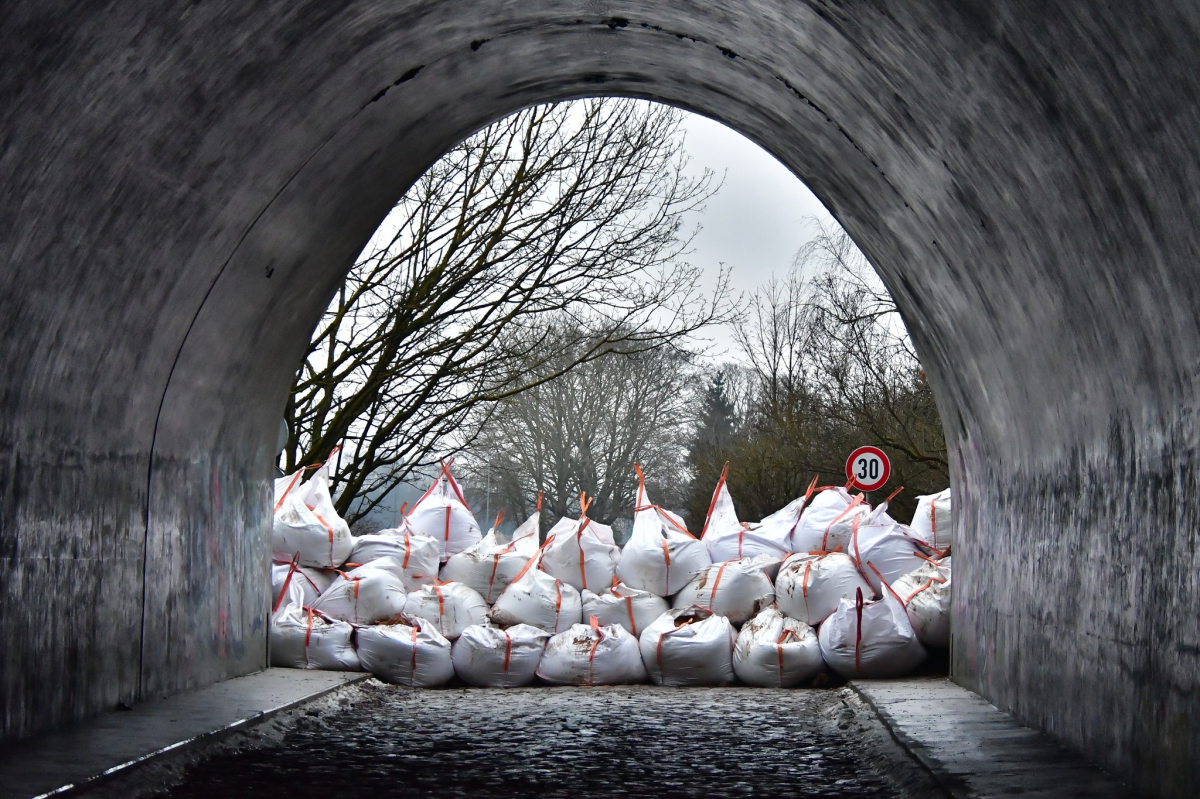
[849,501,935,594]
[671,558,775,625]
[308,561,407,625]
[440,509,540,602]
[404,581,488,640]
[451,623,550,687]
[744,553,784,583]
[356,617,455,687]
[701,466,791,561]
[406,462,482,562]
[488,551,583,633]
[775,551,872,626]
[615,465,711,596]
[639,606,736,686]
[272,558,325,607]
[791,487,870,554]
[818,588,927,679]
[539,499,621,593]
[272,458,354,568]
[536,618,648,686]
[753,476,820,554]
[733,607,824,687]
[891,561,952,648]
[350,527,440,590]
[269,602,361,671]
[580,580,669,638]
[910,488,952,552]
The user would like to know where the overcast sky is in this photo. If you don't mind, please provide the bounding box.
[675,112,838,359]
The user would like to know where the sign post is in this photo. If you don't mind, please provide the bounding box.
[845,446,890,492]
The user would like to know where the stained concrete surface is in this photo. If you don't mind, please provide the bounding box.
[0,668,368,799]
[4,3,1200,796]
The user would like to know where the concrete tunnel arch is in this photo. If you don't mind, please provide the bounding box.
[2,3,1200,796]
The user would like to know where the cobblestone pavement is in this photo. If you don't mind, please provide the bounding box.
[125,682,938,798]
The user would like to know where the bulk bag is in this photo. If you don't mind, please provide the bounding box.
[850,505,935,595]
[910,488,952,553]
[671,557,775,625]
[451,623,550,687]
[733,607,823,687]
[536,618,648,686]
[441,507,540,602]
[818,588,926,679]
[891,560,952,648]
[754,477,820,554]
[701,465,791,561]
[356,617,455,687]
[271,555,334,606]
[488,550,583,634]
[350,527,440,590]
[791,487,870,554]
[272,456,354,569]
[404,581,489,640]
[541,499,622,593]
[775,551,872,626]
[615,465,710,596]
[639,606,736,686]
[309,561,408,625]
[406,461,481,562]
[580,579,669,638]
[269,596,360,672]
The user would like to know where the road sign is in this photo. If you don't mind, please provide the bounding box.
[846,446,890,492]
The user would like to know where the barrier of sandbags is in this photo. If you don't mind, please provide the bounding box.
[640,606,736,686]
[791,487,870,554]
[309,561,408,625]
[540,495,621,593]
[356,616,455,687]
[269,587,361,672]
[850,501,935,594]
[441,507,540,602]
[891,560,952,648]
[536,618,648,686]
[272,454,354,569]
[910,488,952,553]
[488,550,583,634]
[451,623,550,688]
[615,464,711,596]
[775,551,872,626]
[581,579,668,638]
[818,588,926,679]
[404,581,488,640]
[406,461,481,563]
[733,607,823,687]
[271,555,334,605]
[349,526,440,589]
[672,558,775,625]
[701,464,792,561]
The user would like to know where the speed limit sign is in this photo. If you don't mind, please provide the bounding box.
[846,446,890,491]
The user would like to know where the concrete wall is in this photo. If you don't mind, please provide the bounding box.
[2,2,1199,794]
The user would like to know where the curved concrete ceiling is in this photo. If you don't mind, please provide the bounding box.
[2,3,1199,794]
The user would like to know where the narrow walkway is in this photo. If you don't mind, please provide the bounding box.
[0,669,368,799]
[851,678,1131,798]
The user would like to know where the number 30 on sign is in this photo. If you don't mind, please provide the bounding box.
[845,446,890,492]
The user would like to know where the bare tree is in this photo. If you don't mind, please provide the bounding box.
[282,99,730,523]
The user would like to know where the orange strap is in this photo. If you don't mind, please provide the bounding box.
[587,616,603,686]
[274,471,305,514]
[488,554,502,602]
[660,538,671,595]
[311,510,335,566]
[537,491,543,512]
[904,577,945,605]
[444,505,452,544]
[776,629,798,680]
[822,494,864,550]
[700,462,730,539]
[802,561,812,600]
[305,608,315,648]
[884,485,905,504]
[913,551,942,566]
[625,594,637,636]
[503,630,512,673]
[435,584,445,617]
[403,531,412,569]
[634,463,646,506]
[410,624,419,687]
[272,556,300,613]
[855,588,864,673]
[708,561,729,611]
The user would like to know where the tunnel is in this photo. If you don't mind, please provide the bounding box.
[2,2,1199,795]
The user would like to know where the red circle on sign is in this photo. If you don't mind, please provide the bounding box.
[845,446,891,491]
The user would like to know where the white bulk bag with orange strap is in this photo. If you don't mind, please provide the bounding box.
[406,462,482,562]
[272,458,354,569]
[733,607,823,687]
[440,508,540,602]
[754,477,820,554]
[701,465,792,561]
[536,618,648,686]
[891,560,952,648]
[404,581,488,640]
[308,561,408,625]
[580,579,668,638]
[775,551,872,626]
[615,465,711,596]
[351,527,440,590]
[671,558,775,625]
[356,616,455,687]
[639,606,736,686]
[818,588,926,679]
[451,623,550,687]
[791,487,870,554]
[910,488,952,553]
[849,503,936,595]
[488,550,583,633]
[269,598,361,671]
[541,497,621,593]
[271,555,335,605]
